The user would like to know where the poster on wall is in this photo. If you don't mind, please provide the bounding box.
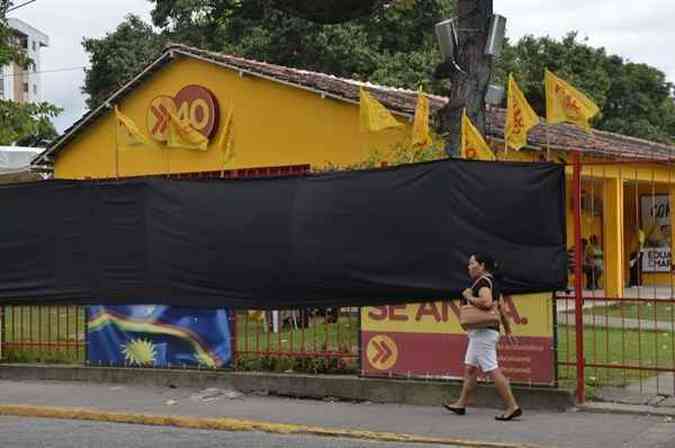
[360,294,555,385]
[86,306,232,368]
[640,194,672,273]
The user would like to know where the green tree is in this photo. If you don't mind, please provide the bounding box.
[83,1,453,109]
[82,14,166,110]
[495,32,675,143]
[0,1,61,145]
[152,0,452,86]
[84,4,675,145]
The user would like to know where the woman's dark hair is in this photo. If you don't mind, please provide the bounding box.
[473,253,502,280]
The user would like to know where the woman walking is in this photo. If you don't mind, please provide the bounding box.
[444,254,522,421]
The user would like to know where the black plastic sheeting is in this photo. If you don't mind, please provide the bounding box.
[0,159,566,309]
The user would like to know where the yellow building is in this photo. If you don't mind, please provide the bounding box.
[32,44,675,298]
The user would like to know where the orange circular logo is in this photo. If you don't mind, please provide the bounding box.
[174,85,219,139]
[466,148,478,159]
[147,95,177,142]
[366,335,399,370]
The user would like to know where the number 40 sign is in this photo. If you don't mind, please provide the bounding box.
[146,85,220,142]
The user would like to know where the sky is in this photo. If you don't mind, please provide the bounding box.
[9,0,675,133]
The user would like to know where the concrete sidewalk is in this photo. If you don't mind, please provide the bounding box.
[1,380,674,448]
[0,364,575,411]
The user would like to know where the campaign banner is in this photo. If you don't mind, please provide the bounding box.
[360,294,555,385]
[642,247,671,273]
[86,305,232,368]
[640,194,672,273]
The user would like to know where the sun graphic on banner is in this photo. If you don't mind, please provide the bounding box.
[121,338,157,366]
[195,351,217,369]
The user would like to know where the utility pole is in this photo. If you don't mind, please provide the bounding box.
[272,0,496,157]
[440,0,493,156]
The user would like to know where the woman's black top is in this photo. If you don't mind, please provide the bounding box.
[462,273,500,332]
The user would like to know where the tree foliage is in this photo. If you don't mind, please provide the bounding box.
[0,1,60,145]
[82,15,166,110]
[495,32,675,143]
[82,2,675,145]
[0,100,59,145]
[81,0,453,109]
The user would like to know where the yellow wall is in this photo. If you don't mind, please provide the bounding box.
[497,148,675,292]
[55,56,410,179]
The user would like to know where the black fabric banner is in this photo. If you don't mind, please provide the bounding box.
[0,159,566,308]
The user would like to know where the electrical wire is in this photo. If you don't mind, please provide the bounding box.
[7,0,38,13]
[1,65,86,78]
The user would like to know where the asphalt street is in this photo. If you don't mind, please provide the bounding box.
[0,416,459,448]
[0,380,673,448]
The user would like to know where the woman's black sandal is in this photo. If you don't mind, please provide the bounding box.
[443,403,466,415]
[495,408,522,421]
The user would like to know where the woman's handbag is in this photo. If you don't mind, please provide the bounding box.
[459,303,501,330]
[459,275,501,330]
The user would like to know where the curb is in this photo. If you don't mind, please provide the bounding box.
[0,404,540,448]
[0,364,575,411]
[578,402,675,418]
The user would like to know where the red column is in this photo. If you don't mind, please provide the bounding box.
[572,152,585,403]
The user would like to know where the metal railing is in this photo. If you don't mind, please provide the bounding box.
[233,308,360,374]
[0,305,86,363]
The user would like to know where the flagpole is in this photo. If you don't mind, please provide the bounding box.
[113,106,119,178]
[165,146,171,177]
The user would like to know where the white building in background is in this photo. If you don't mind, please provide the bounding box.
[2,18,49,103]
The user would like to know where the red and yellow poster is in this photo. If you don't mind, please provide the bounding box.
[361,294,555,385]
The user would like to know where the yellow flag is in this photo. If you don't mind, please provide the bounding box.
[505,74,539,150]
[461,109,495,160]
[167,111,209,150]
[359,87,403,132]
[114,106,149,146]
[545,69,600,131]
[412,90,432,147]
[217,106,235,166]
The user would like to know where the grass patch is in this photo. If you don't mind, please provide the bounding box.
[583,302,675,323]
[236,313,359,355]
[556,325,675,388]
[1,305,85,364]
[1,347,84,364]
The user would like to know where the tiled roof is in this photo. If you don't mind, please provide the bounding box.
[33,43,675,168]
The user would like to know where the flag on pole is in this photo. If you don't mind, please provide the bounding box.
[359,87,403,132]
[544,69,600,132]
[505,74,539,150]
[412,89,432,147]
[217,106,235,166]
[461,109,496,160]
[114,106,149,147]
[167,111,209,150]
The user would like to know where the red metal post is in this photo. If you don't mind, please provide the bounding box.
[572,152,585,403]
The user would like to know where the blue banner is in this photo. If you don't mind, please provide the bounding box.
[86,306,232,368]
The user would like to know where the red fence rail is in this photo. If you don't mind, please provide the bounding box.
[0,305,86,363]
[3,158,675,404]
[555,293,675,398]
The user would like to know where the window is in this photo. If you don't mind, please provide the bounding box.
[32,40,36,51]
[33,84,37,95]
[23,82,28,93]
[20,37,28,49]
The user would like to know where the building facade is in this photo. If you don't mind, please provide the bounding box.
[1,18,49,103]
[32,44,675,298]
